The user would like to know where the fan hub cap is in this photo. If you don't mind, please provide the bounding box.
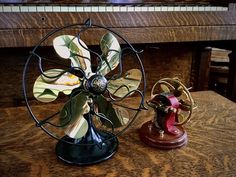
[86,74,107,94]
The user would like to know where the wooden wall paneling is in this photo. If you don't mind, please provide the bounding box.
[142,44,193,93]
[0,43,194,108]
[0,48,32,107]
[0,47,66,107]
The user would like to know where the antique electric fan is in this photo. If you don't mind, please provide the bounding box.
[23,20,146,165]
[139,78,195,149]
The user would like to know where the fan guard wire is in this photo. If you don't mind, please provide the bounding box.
[22,19,146,146]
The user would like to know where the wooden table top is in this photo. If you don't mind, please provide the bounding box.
[0,91,236,177]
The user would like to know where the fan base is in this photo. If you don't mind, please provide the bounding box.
[55,131,118,165]
[139,121,187,149]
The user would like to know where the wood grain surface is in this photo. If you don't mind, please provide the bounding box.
[1,12,236,29]
[0,91,236,177]
[1,25,236,47]
[1,11,236,47]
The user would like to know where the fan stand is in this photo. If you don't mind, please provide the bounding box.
[55,113,118,165]
[139,121,187,149]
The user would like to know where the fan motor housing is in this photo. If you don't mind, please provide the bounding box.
[85,74,108,94]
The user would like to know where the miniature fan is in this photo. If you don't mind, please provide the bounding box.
[139,78,195,149]
[23,20,146,165]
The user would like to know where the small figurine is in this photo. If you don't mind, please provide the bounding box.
[139,78,195,149]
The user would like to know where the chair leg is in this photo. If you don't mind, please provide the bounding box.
[197,47,212,91]
[227,51,236,102]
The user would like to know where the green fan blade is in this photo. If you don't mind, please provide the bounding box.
[95,95,129,128]
[33,69,81,103]
[99,33,121,76]
[53,35,92,76]
[170,79,183,97]
[107,69,142,98]
[60,91,90,139]
[160,84,171,93]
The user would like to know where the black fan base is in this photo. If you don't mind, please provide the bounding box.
[55,131,118,165]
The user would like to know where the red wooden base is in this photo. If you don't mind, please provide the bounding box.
[139,121,187,149]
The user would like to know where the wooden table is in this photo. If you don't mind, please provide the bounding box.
[0,91,236,177]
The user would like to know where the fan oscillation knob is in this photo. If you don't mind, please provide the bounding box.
[85,74,108,94]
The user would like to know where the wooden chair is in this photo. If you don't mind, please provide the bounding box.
[208,48,231,97]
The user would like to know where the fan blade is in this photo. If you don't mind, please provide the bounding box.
[169,79,183,97]
[173,87,183,97]
[99,33,121,76]
[159,81,182,97]
[95,95,129,128]
[160,84,171,93]
[60,91,90,139]
[175,113,185,123]
[179,99,192,111]
[107,69,142,98]
[53,35,92,76]
[33,69,81,102]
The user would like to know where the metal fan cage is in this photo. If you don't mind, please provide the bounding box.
[22,19,146,147]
